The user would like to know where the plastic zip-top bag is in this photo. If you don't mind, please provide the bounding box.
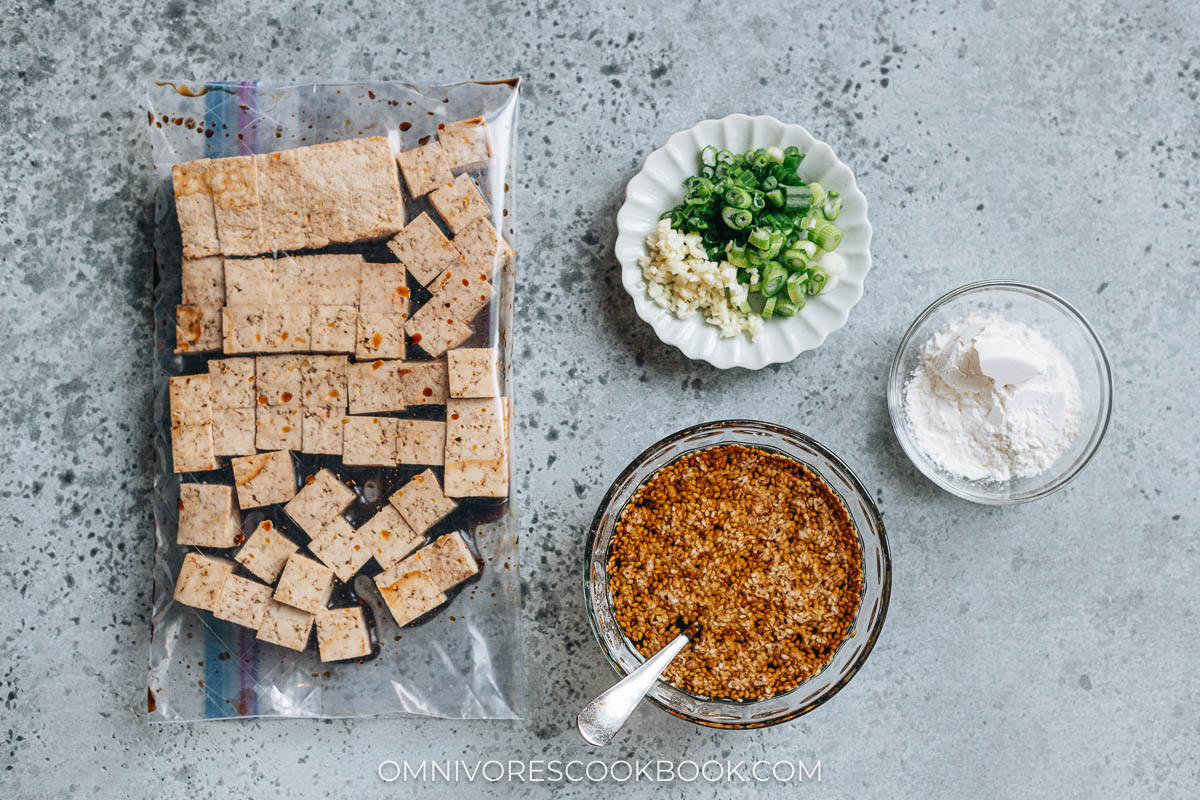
[145,79,522,721]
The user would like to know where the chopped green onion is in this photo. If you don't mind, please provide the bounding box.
[806,182,827,208]
[762,295,778,318]
[774,298,799,317]
[786,271,808,302]
[722,206,752,230]
[716,149,734,165]
[748,228,771,250]
[781,247,810,270]
[766,188,785,208]
[700,145,718,168]
[724,186,752,209]
[806,266,829,295]
[761,262,787,297]
[783,184,814,212]
[822,196,843,221]
[807,218,842,251]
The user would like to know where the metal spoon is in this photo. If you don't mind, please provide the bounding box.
[576,623,699,746]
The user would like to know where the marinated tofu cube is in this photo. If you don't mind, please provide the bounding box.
[231,450,298,508]
[300,355,348,409]
[256,600,315,652]
[357,505,423,570]
[396,419,446,465]
[255,355,303,407]
[177,482,242,548]
[212,407,256,455]
[358,262,410,309]
[235,520,299,583]
[262,304,312,353]
[388,469,457,535]
[376,531,478,593]
[437,117,491,172]
[207,155,269,257]
[444,396,509,498]
[447,347,499,398]
[173,159,220,260]
[256,404,302,451]
[301,408,346,455]
[273,254,314,304]
[213,574,274,629]
[342,416,398,466]
[397,140,454,197]
[399,359,449,406]
[181,255,226,305]
[315,606,372,662]
[224,258,277,305]
[346,359,403,415]
[308,516,371,582]
[429,173,490,235]
[283,468,355,535]
[297,137,404,246]
[169,374,214,426]
[274,553,335,614]
[426,264,494,322]
[386,212,463,286]
[175,304,222,354]
[378,570,446,627]
[173,552,235,612]
[356,308,407,361]
[309,254,364,305]
[253,150,311,254]
[404,315,474,358]
[171,423,217,473]
[221,304,266,354]
[452,217,514,277]
[310,304,358,353]
[208,357,256,409]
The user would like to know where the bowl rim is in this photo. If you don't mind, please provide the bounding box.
[614,113,874,370]
[886,279,1114,505]
[582,419,893,729]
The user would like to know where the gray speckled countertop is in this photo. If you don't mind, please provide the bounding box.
[2,0,1198,797]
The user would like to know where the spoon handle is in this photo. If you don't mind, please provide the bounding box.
[576,626,696,746]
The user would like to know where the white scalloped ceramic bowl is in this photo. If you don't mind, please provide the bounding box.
[616,115,872,370]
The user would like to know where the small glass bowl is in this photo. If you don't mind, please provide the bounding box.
[887,280,1113,505]
[583,420,891,729]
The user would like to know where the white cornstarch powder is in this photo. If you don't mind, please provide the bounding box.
[903,314,1084,482]
[639,219,762,340]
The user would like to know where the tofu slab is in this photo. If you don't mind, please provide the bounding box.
[399,359,449,406]
[447,348,500,398]
[451,217,514,277]
[310,304,358,354]
[255,355,303,407]
[221,304,266,354]
[172,160,220,259]
[397,140,454,197]
[315,606,372,662]
[375,531,478,593]
[256,600,315,652]
[213,574,274,629]
[298,137,404,246]
[307,516,372,582]
[169,374,214,426]
[437,117,491,172]
[274,255,314,304]
[405,315,474,359]
[444,396,509,498]
[388,469,457,535]
[253,150,311,253]
[378,570,446,627]
[347,359,404,415]
[208,357,256,409]
[429,173,491,235]
[224,258,276,305]
[212,407,256,456]
[175,484,236,540]
[342,416,398,466]
[308,254,364,305]
[235,520,299,583]
[386,212,463,286]
[444,455,510,499]
[231,450,298,508]
[262,305,313,353]
[181,255,226,305]
[357,505,424,570]
[173,552,235,612]
[255,404,302,451]
[302,408,346,455]
[175,304,223,354]
[356,308,407,361]
[283,468,355,536]
[395,419,446,465]
[358,262,411,309]
[426,264,495,323]
[274,553,335,614]
[171,423,217,473]
[300,355,348,409]
[207,155,269,257]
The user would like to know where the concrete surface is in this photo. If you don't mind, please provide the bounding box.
[1,0,1198,797]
